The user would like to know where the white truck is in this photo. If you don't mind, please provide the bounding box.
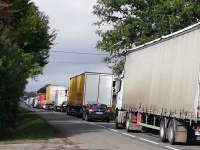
[28,97,34,108]
[115,23,200,145]
[54,90,67,111]
[67,72,114,117]
[45,85,66,110]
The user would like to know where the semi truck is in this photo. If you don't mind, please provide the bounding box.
[54,90,67,111]
[67,72,114,117]
[37,93,46,109]
[45,85,66,110]
[27,97,34,108]
[115,23,200,145]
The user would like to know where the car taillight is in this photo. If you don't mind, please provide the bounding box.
[131,118,137,123]
[197,126,200,132]
[105,109,110,113]
[88,109,94,113]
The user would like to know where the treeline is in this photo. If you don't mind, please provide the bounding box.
[93,0,200,74]
[0,0,57,136]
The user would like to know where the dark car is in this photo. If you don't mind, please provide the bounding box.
[82,103,110,122]
[60,101,67,112]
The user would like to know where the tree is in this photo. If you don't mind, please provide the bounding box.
[93,0,200,75]
[37,84,51,93]
[0,0,57,136]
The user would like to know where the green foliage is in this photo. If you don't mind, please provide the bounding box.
[0,107,53,142]
[93,0,200,75]
[37,84,51,93]
[0,0,57,136]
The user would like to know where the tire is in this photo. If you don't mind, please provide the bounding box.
[115,116,120,129]
[159,118,167,142]
[167,119,176,145]
[85,114,88,122]
[106,119,110,122]
[82,114,84,120]
[126,115,131,132]
[60,108,62,112]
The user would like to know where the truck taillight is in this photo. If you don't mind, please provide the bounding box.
[197,126,200,133]
[105,109,110,113]
[198,110,200,117]
[88,109,94,113]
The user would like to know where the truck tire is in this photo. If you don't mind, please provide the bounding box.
[85,114,88,122]
[106,119,110,122]
[160,118,167,142]
[115,116,120,129]
[167,119,176,145]
[126,115,131,132]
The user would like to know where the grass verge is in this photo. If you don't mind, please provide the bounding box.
[0,107,54,144]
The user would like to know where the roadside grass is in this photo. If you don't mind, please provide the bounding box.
[0,107,54,144]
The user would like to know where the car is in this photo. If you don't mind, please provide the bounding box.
[82,103,110,122]
[60,101,67,112]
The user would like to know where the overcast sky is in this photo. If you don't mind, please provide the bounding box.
[26,0,111,92]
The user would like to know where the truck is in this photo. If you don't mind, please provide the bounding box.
[115,23,200,145]
[27,97,34,108]
[45,85,66,110]
[54,90,67,111]
[23,96,28,103]
[37,93,46,109]
[66,72,114,117]
[33,95,39,108]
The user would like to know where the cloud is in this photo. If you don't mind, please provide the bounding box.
[26,0,111,91]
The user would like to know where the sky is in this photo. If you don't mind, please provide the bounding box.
[26,0,112,92]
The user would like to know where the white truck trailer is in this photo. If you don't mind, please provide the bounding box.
[67,72,114,117]
[115,23,200,145]
[45,85,66,110]
[54,90,67,111]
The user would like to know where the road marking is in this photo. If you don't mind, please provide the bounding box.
[108,128,118,132]
[122,133,136,138]
[98,125,106,128]
[165,146,179,150]
[139,138,158,145]
[87,122,96,125]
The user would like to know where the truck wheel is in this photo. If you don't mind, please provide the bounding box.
[167,119,176,145]
[160,118,167,142]
[126,116,131,132]
[115,116,120,129]
[106,119,110,122]
[85,114,88,122]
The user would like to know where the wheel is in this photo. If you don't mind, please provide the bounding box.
[115,116,120,129]
[85,114,88,122]
[126,115,131,132]
[82,114,84,120]
[167,119,176,145]
[160,118,167,142]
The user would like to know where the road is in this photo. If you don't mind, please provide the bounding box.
[22,103,200,150]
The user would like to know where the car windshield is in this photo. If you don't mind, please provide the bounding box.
[90,104,107,109]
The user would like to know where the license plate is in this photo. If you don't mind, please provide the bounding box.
[195,131,200,136]
[96,112,103,114]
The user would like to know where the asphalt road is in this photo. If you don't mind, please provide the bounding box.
[22,103,200,150]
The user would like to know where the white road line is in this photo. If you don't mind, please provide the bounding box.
[108,128,118,132]
[165,146,179,150]
[139,138,158,145]
[122,133,136,138]
[98,125,106,128]
[87,122,96,125]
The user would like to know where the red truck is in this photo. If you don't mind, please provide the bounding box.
[37,93,46,109]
